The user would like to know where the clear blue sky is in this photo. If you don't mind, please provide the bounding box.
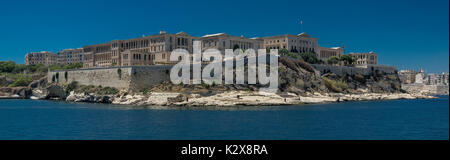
[0,0,448,73]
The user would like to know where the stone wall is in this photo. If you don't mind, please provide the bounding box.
[129,66,172,91]
[311,64,397,76]
[402,83,449,95]
[48,66,172,91]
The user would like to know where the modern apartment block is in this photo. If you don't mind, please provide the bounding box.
[199,33,264,53]
[399,70,419,84]
[25,51,57,65]
[349,52,378,65]
[262,33,319,55]
[317,46,344,61]
[425,73,449,85]
[57,48,84,65]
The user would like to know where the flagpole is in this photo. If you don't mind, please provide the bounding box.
[300,20,303,33]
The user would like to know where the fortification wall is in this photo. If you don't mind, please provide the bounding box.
[402,84,449,95]
[48,66,172,91]
[311,64,397,76]
[129,66,172,91]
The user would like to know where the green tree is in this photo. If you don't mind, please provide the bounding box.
[0,61,16,73]
[233,44,240,51]
[286,52,300,59]
[279,48,289,56]
[339,55,354,66]
[300,52,319,64]
[327,56,339,65]
[9,76,33,87]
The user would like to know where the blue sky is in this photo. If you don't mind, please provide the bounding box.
[0,0,448,73]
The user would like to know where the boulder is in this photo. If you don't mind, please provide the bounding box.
[31,89,47,99]
[45,85,67,99]
[28,77,48,89]
[168,94,187,103]
[0,87,31,98]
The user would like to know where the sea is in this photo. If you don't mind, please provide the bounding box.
[0,96,448,140]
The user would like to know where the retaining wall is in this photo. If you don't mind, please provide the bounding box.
[48,66,172,91]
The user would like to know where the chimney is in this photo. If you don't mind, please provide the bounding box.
[160,31,166,34]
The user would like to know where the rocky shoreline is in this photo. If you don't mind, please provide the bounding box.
[0,85,439,107]
[63,90,437,107]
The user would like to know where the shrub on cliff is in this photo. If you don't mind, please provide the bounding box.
[322,77,348,93]
[300,52,319,64]
[65,81,78,93]
[98,87,119,95]
[285,52,300,59]
[9,76,33,87]
[296,59,315,73]
[76,85,96,93]
[279,57,315,73]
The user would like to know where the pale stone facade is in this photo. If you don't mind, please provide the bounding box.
[57,48,83,65]
[25,51,57,65]
[349,52,378,65]
[199,33,264,53]
[26,31,383,69]
[317,46,343,61]
[399,70,418,84]
[262,33,318,55]
[81,31,198,68]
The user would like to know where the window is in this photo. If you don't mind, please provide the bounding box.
[162,53,166,59]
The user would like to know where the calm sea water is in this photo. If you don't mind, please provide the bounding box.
[0,96,448,140]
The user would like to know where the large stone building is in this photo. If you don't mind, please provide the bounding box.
[82,31,198,68]
[349,52,378,65]
[25,31,383,69]
[57,48,84,65]
[317,46,343,61]
[25,51,57,65]
[199,33,264,53]
[262,33,319,55]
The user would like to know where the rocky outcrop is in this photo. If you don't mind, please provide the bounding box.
[28,77,47,89]
[30,85,67,100]
[65,91,113,103]
[105,91,436,107]
[0,87,31,98]
[0,76,14,87]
